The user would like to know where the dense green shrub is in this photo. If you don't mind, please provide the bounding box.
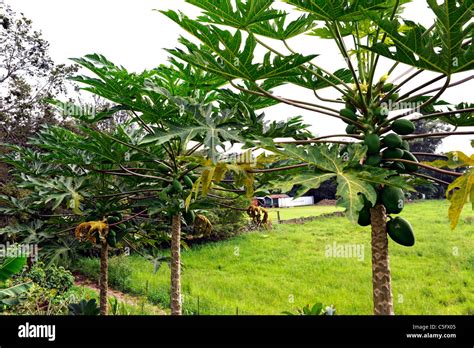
[19,262,74,293]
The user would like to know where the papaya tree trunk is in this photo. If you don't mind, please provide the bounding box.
[170,214,182,315]
[99,241,109,315]
[370,204,394,315]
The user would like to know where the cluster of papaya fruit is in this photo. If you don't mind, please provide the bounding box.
[106,213,129,247]
[340,82,416,247]
[357,187,415,247]
[158,175,194,201]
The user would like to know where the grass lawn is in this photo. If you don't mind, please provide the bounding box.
[77,200,473,315]
[267,204,343,221]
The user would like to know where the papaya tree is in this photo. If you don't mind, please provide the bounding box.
[162,0,473,314]
[42,54,308,314]
[0,124,170,314]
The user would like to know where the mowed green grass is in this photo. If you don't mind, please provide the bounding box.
[79,200,473,315]
[267,205,343,221]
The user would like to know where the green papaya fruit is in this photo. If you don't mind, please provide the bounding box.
[172,179,183,193]
[387,217,415,246]
[381,186,404,214]
[373,107,388,122]
[183,175,194,189]
[159,190,168,201]
[365,155,382,166]
[345,102,357,112]
[184,210,196,225]
[389,161,406,173]
[357,207,371,226]
[364,134,381,155]
[388,93,399,101]
[400,140,410,151]
[340,108,358,123]
[107,233,117,247]
[392,119,415,135]
[156,163,170,173]
[402,151,419,172]
[382,83,394,93]
[382,133,403,149]
[382,148,404,159]
[345,124,359,135]
[107,216,121,224]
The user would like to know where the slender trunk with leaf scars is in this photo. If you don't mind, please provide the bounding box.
[370,204,394,315]
[170,214,182,315]
[99,241,109,315]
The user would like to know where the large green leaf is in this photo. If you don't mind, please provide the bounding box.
[185,0,285,29]
[163,11,316,81]
[18,175,87,214]
[283,0,403,21]
[366,0,473,74]
[270,172,336,197]
[335,170,377,223]
[439,103,474,127]
[257,139,411,222]
[249,14,316,40]
[0,257,26,282]
[140,85,242,162]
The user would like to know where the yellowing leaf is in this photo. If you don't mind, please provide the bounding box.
[425,151,474,169]
[446,169,474,230]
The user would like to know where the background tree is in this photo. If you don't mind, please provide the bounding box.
[0,3,77,146]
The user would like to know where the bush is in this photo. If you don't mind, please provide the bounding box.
[10,283,80,315]
[17,261,74,294]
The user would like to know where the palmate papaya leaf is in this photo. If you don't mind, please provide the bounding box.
[0,195,33,216]
[139,86,242,162]
[269,172,336,197]
[69,55,189,125]
[439,103,474,127]
[184,0,285,29]
[18,175,87,215]
[257,139,411,222]
[249,14,316,40]
[266,67,353,90]
[163,11,317,82]
[423,151,473,230]
[0,220,51,245]
[47,99,127,124]
[366,0,473,74]
[283,0,403,21]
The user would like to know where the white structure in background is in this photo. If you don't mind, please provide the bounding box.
[278,196,314,208]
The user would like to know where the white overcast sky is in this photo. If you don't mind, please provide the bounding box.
[6,0,473,154]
